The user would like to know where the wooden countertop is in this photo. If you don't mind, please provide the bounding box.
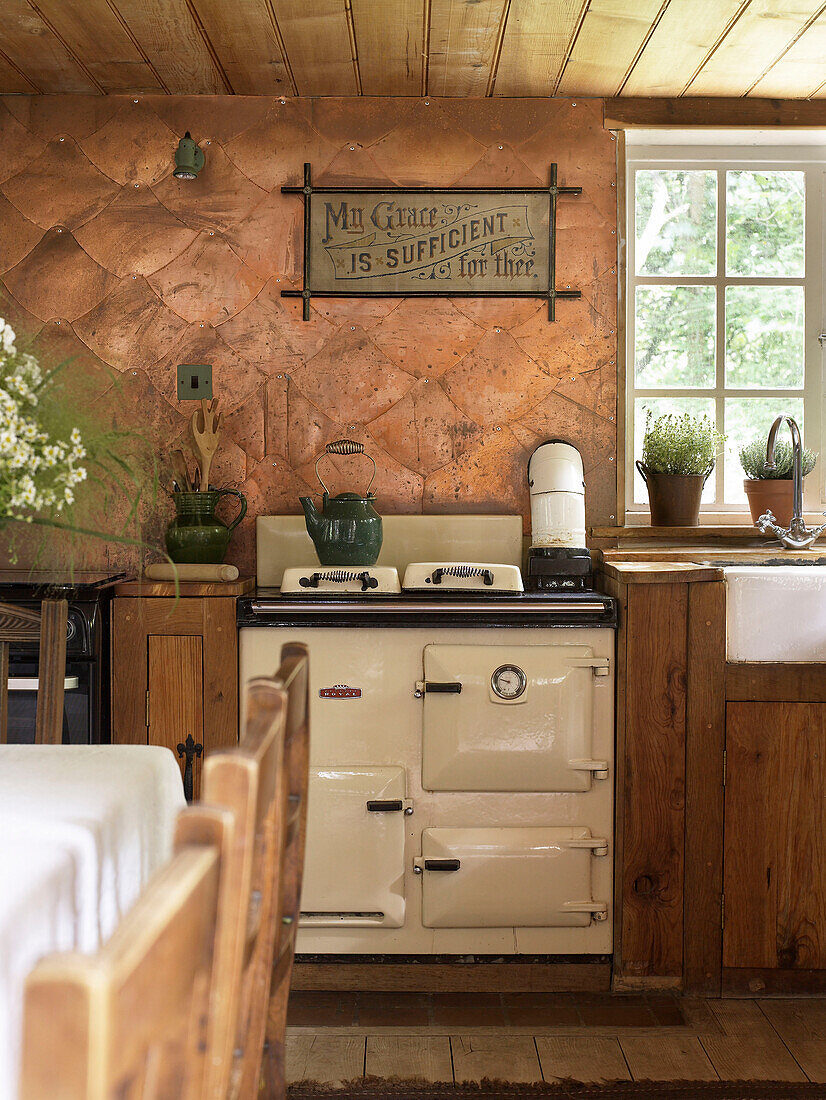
[597,543,826,583]
[599,560,725,584]
[113,577,255,598]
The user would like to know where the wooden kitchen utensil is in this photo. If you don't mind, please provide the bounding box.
[191,398,222,491]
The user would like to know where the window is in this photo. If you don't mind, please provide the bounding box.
[626,135,826,519]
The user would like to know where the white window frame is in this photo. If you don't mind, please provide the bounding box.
[625,137,826,524]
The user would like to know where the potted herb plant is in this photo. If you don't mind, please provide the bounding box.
[637,411,723,526]
[739,437,817,527]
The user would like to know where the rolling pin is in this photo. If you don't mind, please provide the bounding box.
[144,563,240,582]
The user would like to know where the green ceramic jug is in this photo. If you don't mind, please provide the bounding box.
[299,440,383,566]
[166,488,247,564]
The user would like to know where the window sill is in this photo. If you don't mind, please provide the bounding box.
[590,525,767,542]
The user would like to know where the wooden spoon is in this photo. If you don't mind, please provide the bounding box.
[191,397,222,490]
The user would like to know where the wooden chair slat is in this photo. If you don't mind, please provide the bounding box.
[200,666,289,1100]
[21,804,229,1100]
[260,642,310,1100]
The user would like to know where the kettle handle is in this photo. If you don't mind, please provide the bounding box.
[315,439,377,496]
[214,488,247,532]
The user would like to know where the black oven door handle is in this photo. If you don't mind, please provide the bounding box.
[8,676,80,691]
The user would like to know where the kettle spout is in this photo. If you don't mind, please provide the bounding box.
[299,495,320,535]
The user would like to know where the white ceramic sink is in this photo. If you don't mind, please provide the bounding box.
[726,566,826,662]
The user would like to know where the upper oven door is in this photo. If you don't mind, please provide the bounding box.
[421,644,610,792]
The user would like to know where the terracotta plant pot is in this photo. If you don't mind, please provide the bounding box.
[636,461,711,527]
[744,478,795,528]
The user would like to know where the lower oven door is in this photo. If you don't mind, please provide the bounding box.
[6,658,92,744]
[417,827,609,929]
[300,766,408,928]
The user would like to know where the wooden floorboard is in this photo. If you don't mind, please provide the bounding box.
[285,997,826,1086]
[286,1033,365,1086]
[759,1000,826,1083]
[701,1000,808,1082]
[535,1036,631,1083]
[450,1035,543,1083]
[620,1033,719,1081]
[365,1036,453,1082]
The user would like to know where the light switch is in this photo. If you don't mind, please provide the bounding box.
[177,364,213,400]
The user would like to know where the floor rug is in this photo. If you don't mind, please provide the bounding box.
[287,1079,825,1099]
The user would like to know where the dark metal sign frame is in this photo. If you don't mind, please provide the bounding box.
[281,162,581,322]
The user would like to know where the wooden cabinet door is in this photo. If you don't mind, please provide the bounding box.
[724,701,826,969]
[147,635,204,799]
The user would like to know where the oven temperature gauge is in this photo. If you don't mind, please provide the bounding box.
[491,664,527,700]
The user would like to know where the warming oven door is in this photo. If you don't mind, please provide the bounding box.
[299,766,408,928]
[416,827,609,928]
[421,644,610,791]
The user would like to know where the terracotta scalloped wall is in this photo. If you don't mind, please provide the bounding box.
[0,95,617,572]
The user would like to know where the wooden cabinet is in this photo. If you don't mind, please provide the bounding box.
[724,701,826,971]
[602,559,826,996]
[111,583,249,798]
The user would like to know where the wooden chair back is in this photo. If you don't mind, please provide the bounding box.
[20,804,231,1100]
[263,643,310,1100]
[0,597,67,745]
[199,667,288,1100]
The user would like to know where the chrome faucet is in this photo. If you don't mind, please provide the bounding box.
[754,415,826,549]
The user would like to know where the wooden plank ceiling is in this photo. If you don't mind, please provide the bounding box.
[2,0,826,97]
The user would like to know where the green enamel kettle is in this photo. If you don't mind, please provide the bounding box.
[299,439,383,566]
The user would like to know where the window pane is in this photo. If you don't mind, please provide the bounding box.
[723,398,805,502]
[635,170,717,276]
[725,286,804,388]
[726,170,804,277]
[634,396,716,504]
[635,286,715,388]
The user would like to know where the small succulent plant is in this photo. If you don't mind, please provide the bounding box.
[641,411,724,476]
[739,437,817,480]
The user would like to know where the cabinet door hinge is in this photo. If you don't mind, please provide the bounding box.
[721,892,725,930]
[145,689,150,728]
[722,749,727,787]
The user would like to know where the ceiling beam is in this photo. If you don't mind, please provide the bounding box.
[604,95,826,128]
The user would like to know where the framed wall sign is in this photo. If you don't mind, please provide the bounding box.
[282,163,581,321]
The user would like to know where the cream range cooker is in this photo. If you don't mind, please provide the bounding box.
[238,516,616,957]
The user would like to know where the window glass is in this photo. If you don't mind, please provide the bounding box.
[635,170,717,276]
[725,286,804,389]
[726,170,805,277]
[635,286,715,388]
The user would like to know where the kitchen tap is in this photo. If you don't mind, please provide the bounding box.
[754,415,826,549]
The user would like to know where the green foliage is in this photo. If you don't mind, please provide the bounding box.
[739,438,817,480]
[642,411,724,476]
[0,315,159,564]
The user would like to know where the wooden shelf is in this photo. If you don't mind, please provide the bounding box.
[113,577,254,598]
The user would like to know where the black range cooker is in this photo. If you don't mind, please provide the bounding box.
[0,570,128,744]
